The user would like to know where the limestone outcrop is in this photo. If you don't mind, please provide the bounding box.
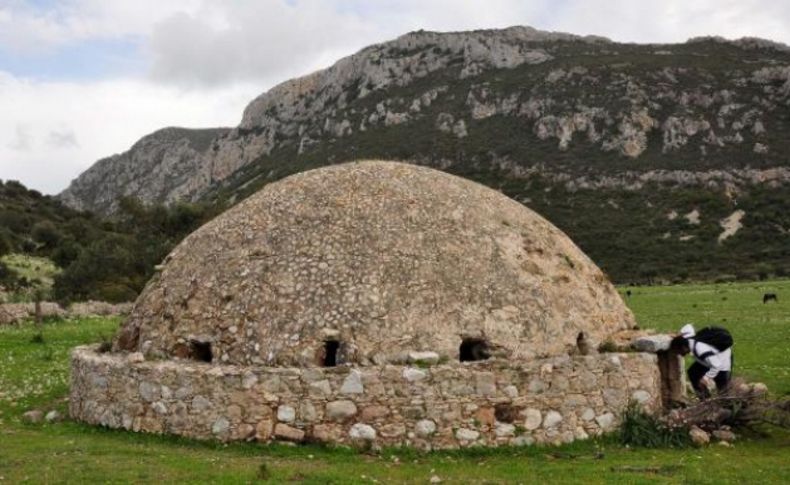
[59,27,790,216]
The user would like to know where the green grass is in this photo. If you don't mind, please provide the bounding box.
[623,279,790,394]
[0,253,60,302]
[0,281,788,483]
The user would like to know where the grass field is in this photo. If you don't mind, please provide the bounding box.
[0,253,60,302]
[0,280,788,483]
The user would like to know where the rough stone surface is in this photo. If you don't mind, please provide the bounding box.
[349,423,377,441]
[712,429,736,443]
[690,426,711,446]
[326,400,358,421]
[70,347,661,448]
[340,371,364,394]
[455,428,480,441]
[275,423,305,442]
[408,351,440,365]
[595,412,616,431]
[403,368,428,382]
[114,162,634,366]
[542,411,563,429]
[22,410,44,424]
[45,410,62,423]
[524,409,542,430]
[631,335,673,353]
[277,405,296,423]
[415,419,437,437]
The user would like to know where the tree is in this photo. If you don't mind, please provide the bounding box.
[31,221,62,248]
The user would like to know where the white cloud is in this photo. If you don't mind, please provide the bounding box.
[46,128,79,149]
[1,0,789,195]
[0,72,262,194]
[7,124,31,151]
[0,0,201,54]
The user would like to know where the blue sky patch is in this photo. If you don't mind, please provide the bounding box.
[0,37,146,81]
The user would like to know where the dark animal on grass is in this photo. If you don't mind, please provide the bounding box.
[626,290,632,298]
[763,293,778,304]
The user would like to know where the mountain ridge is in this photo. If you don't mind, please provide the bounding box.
[58,26,790,282]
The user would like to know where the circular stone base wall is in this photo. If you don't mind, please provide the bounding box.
[70,346,661,448]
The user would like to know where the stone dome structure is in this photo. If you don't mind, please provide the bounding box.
[73,160,671,449]
[116,161,634,366]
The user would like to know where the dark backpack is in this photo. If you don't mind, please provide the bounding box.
[694,326,733,352]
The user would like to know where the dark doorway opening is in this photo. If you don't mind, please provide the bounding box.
[460,338,490,362]
[190,340,213,363]
[324,340,340,367]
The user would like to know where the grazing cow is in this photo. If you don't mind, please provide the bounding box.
[763,293,778,304]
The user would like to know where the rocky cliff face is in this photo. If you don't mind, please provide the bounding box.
[59,26,790,282]
[60,127,230,213]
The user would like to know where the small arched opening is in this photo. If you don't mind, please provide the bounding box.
[460,338,490,362]
[576,331,590,355]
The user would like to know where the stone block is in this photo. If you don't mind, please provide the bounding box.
[340,370,364,394]
[475,407,495,427]
[631,335,672,353]
[212,417,230,436]
[455,428,479,441]
[415,419,437,437]
[275,423,305,442]
[326,400,357,421]
[631,390,651,404]
[379,423,406,438]
[580,408,595,422]
[255,419,274,440]
[277,405,296,422]
[408,351,440,365]
[349,423,377,441]
[595,412,615,431]
[191,395,211,412]
[312,423,342,442]
[139,382,160,402]
[542,410,562,429]
[360,405,389,421]
[242,371,258,389]
[44,410,62,423]
[403,368,428,382]
[22,410,44,424]
[308,379,332,397]
[524,408,542,430]
[495,423,516,437]
[475,372,497,396]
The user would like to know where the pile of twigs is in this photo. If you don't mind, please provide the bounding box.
[665,379,790,432]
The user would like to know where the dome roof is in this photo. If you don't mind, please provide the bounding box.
[115,161,634,366]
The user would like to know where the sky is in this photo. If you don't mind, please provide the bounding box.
[1,0,789,195]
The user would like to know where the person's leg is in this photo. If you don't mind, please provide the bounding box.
[687,362,710,398]
[714,371,731,392]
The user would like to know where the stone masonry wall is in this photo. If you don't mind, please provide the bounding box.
[70,346,661,449]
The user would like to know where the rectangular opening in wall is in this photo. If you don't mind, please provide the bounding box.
[460,338,490,362]
[190,340,213,363]
[323,340,340,367]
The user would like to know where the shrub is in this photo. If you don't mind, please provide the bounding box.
[620,403,691,448]
[31,221,62,248]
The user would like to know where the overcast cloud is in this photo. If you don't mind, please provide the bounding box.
[1,0,789,194]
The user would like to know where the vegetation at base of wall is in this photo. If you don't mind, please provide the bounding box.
[619,402,691,448]
[0,280,788,482]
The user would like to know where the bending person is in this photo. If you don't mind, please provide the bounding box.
[670,323,733,399]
